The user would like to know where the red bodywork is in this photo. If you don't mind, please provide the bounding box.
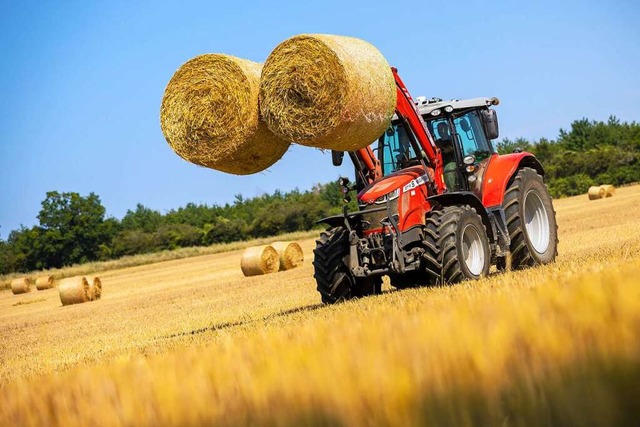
[358,166,432,235]
[481,152,539,207]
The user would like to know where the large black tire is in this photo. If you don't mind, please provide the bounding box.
[503,167,558,270]
[423,209,442,279]
[313,227,381,304]
[437,205,491,284]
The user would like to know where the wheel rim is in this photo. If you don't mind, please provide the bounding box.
[524,189,550,254]
[462,224,485,276]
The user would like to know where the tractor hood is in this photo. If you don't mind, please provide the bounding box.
[358,166,426,204]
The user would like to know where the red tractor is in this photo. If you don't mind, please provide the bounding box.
[313,68,558,303]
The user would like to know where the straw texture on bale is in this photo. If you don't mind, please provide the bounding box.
[11,278,31,295]
[259,34,397,151]
[160,54,290,175]
[35,275,55,291]
[58,277,90,306]
[240,245,280,277]
[271,241,304,271]
[588,186,606,200]
[87,276,102,301]
[601,184,615,197]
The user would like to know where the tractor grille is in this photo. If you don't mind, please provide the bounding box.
[358,198,398,232]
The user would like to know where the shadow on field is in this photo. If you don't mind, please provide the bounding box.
[160,303,326,340]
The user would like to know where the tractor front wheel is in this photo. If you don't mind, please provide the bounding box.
[313,227,381,304]
[503,167,558,269]
[437,205,491,283]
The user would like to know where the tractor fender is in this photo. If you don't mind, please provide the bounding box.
[481,152,544,208]
[427,192,495,243]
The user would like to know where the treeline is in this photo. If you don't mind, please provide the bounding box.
[1,116,639,274]
[497,116,640,197]
[0,182,353,274]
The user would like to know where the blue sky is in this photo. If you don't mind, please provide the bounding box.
[1,0,638,237]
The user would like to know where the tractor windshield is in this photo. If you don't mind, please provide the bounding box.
[453,110,493,161]
[377,122,418,176]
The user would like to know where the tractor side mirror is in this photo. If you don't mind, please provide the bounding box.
[331,150,344,166]
[481,109,499,140]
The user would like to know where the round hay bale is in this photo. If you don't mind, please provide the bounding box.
[588,186,605,200]
[35,275,55,291]
[11,278,31,295]
[160,54,290,175]
[601,184,615,197]
[240,245,280,277]
[271,241,304,271]
[259,34,397,151]
[87,276,102,301]
[58,277,90,306]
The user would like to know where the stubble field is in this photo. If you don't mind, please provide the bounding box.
[1,186,639,426]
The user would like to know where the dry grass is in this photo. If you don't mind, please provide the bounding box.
[272,241,304,270]
[588,185,605,199]
[10,277,31,294]
[58,277,91,306]
[34,275,54,291]
[601,184,615,197]
[240,245,279,276]
[160,54,290,174]
[260,34,396,151]
[0,186,639,425]
[0,230,320,291]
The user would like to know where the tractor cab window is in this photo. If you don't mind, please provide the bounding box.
[378,122,418,176]
[453,110,493,162]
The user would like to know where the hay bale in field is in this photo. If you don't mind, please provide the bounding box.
[588,186,605,200]
[58,277,90,306]
[271,241,304,271]
[601,184,615,197]
[35,275,55,291]
[160,54,290,175]
[87,276,102,301]
[240,245,280,277]
[259,34,397,151]
[11,278,31,295]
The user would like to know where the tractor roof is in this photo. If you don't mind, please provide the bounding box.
[416,97,500,116]
[391,97,499,121]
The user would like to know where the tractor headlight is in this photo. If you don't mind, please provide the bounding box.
[374,188,401,204]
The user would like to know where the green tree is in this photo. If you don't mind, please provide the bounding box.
[36,191,113,267]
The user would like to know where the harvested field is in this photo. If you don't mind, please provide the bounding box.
[1,185,639,426]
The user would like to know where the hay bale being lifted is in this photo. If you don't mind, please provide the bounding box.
[588,186,606,200]
[271,241,304,271]
[260,34,397,151]
[35,275,55,291]
[59,277,90,306]
[601,184,615,197]
[87,276,102,301]
[11,278,31,295]
[241,245,280,277]
[160,54,290,175]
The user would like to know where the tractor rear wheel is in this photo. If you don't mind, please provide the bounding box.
[503,167,558,269]
[437,205,491,283]
[313,227,381,304]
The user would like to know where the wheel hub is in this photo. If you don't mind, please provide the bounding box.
[462,224,485,276]
[524,190,550,254]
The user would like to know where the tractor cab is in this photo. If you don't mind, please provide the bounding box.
[379,97,501,196]
[419,97,500,194]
